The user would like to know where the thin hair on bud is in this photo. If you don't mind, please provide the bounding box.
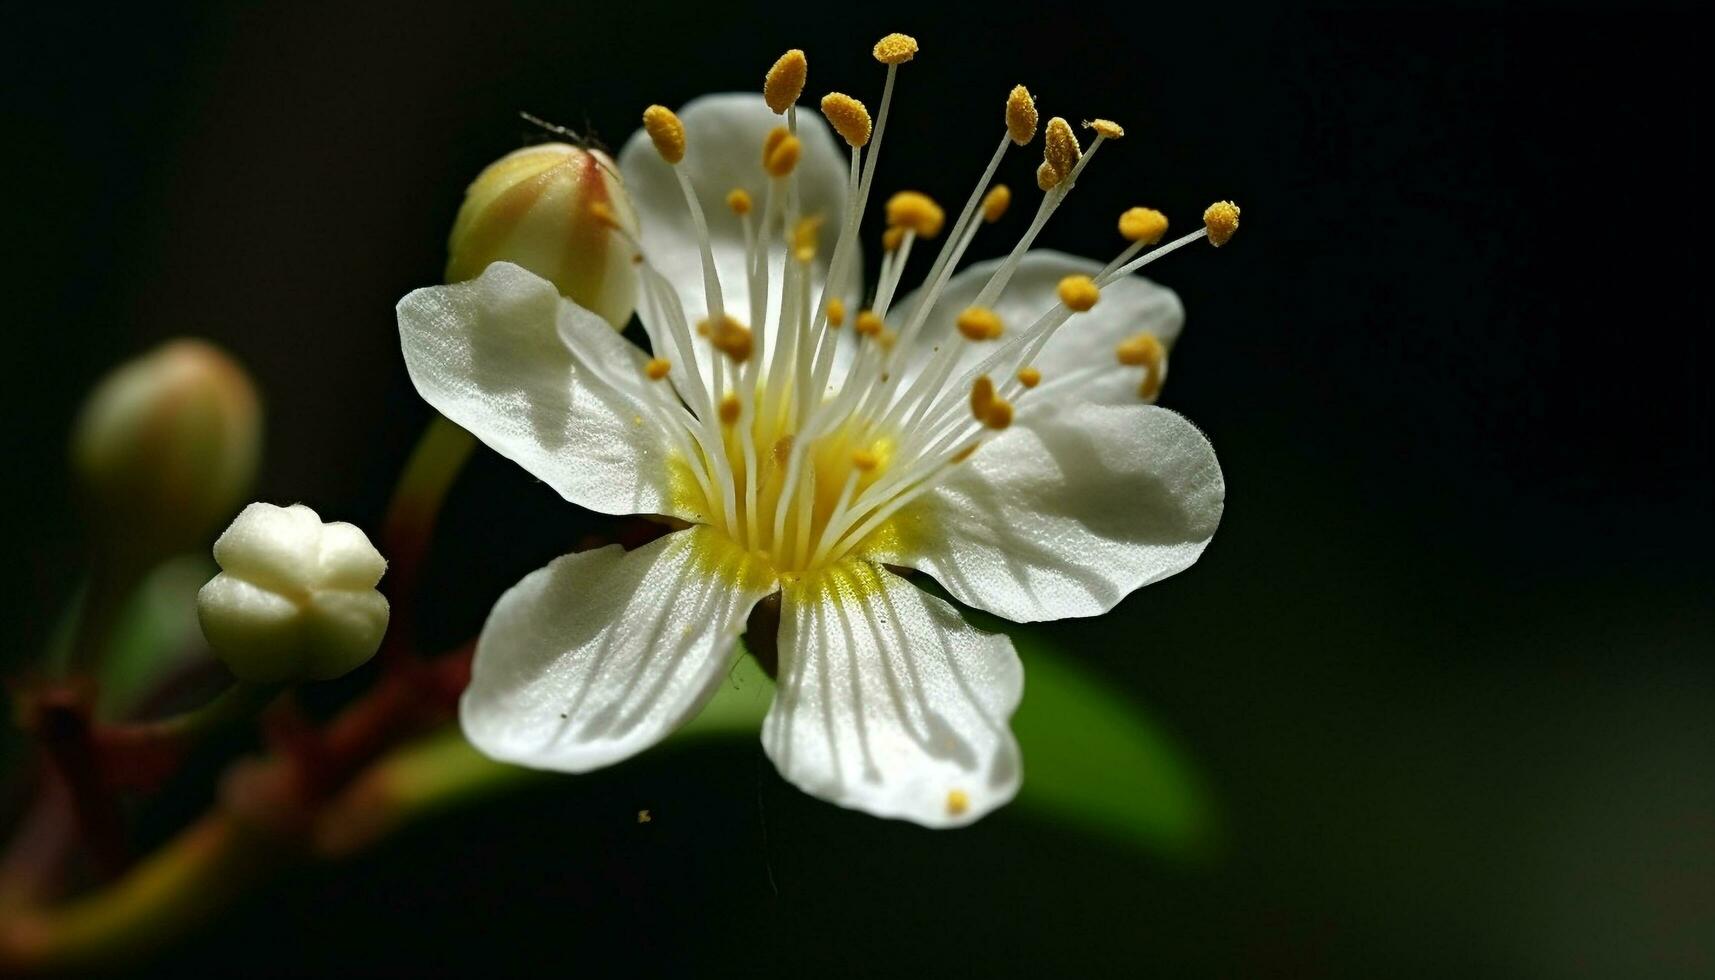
[517,111,620,178]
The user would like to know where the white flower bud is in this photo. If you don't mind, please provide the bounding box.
[71,339,261,561]
[444,143,639,329]
[197,503,389,682]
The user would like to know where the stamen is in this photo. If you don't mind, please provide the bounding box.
[1083,118,1125,139]
[970,375,995,420]
[641,105,686,164]
[1044,116,1081,178]
[955,306,1004,341]
[1016,365,1041,388]
[1006,85,1039,145]
[1057,274,1100,311]
[1115,332,1164,367]
[726,188,754,215]
[1118,206,1168,244]
[946,789,970,816]
[705,315,754,362]
[764,49,808,114]
[882,225,907,252]
[856,310,884,336]
[828,298,846,327]
[718,393,743,426]
[852,448,880,472]
[885,191,945,238]
[792,215,822,263]
[982,184,1012,222]
[873,32,919,64]
[983,397,1014,430]
[1204,200,1241,246]
[765,133,802,176]
[644,357,672,381]
[1036,161,1061,191]
[819,93,873,147]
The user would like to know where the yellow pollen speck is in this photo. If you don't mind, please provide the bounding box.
[644,357,672,380]
[1083,117,1125,139]
[970,375,995,420]
[955,306,1004,341]
[946,789,969,816]
[882,225,906,252]
[1204,200,1241,247]
[793,215,823,263]
[1057,274,1100,311]
[886,191,945,239]
[855,310,884,336]
[981,184,1011,223]
[705,315,754,362]
[765,134,802,177]
[1016,365,1041,388]
[1044,116,1081,178]
[718,393,742,425]
[1118,206,1168,244]
[1036,161,1060,192]
[873,32,918,65]
[828,297,846,327]
[588,200,623,232]
[1115,332,1163,367]
[983,398,1014,430]
[819,92,873,147]
[764,49,808,113]
[726,188,753,215]
[951,443,979,464]
[637,809,652,823]
[851,448,880,471]
[642,105,686,164]
[1006,85,1038,145]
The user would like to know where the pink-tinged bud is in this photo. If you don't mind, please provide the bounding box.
[445,143,639,329]
[71,340,262,561]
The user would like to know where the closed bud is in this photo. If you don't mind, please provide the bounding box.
[197,503,389,682]
[71,340,261,562]
[445,143,639,329]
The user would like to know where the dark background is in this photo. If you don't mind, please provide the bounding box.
[4,0,1711,975]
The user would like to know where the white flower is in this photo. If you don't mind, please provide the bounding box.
[197,503,390,683]
[397,35,1229,827]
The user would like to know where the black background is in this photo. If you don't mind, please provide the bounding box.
[4,0,1711,975]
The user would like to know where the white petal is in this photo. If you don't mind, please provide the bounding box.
[864,403,1224,623]
[763,562,1023,828]
[619,93,851,342]
[461,527,778,773]
[397,261,695,520]
[889,250,1183,404]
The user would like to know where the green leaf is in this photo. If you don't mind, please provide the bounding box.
[98,556,218,718]
[680,632,1218,859]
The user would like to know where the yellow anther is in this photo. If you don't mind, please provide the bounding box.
[819,92,873,147]
[851,448,880,472]
[877,328,898,351]
[855,310,884,336]
[764,49,808,114]
[828,297,846,328]
[1118,206,1168,244]
[1006,85,1039,145]
[765,134,802,177]
[1057,275,1100,312]
[1083,118,1125,139]
[1204,200,1241,247]
[981,184,1012,223]
[1139,369,1163,401]
[718,393,742,426]
[885,191,945,239]
[970,375,995,420]
[946,789,970,816]
[792,215,823,263]
[951,444,979,464]
[644,357,672,381]
[1036,161,1060,192]
[1115,332,1164,367]
[704,315,754,362]
[1016,365,1042,388]
[588,200,624,232]
[726,188,753,215]
[955,306,1004,341]
[983,397,1015,430]
[641,105,686,164]
[772,434,795,465]
[881,225,906,252]
[763,125,791,163]
[873,32,918,65]
[1044,116,1081,178]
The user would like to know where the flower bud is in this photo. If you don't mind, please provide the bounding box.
[445,143,639,329]
[197,503,389,682]
[71,340,262,562]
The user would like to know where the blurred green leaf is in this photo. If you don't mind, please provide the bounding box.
[98,556,217,717]
[682,632,1218,859]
